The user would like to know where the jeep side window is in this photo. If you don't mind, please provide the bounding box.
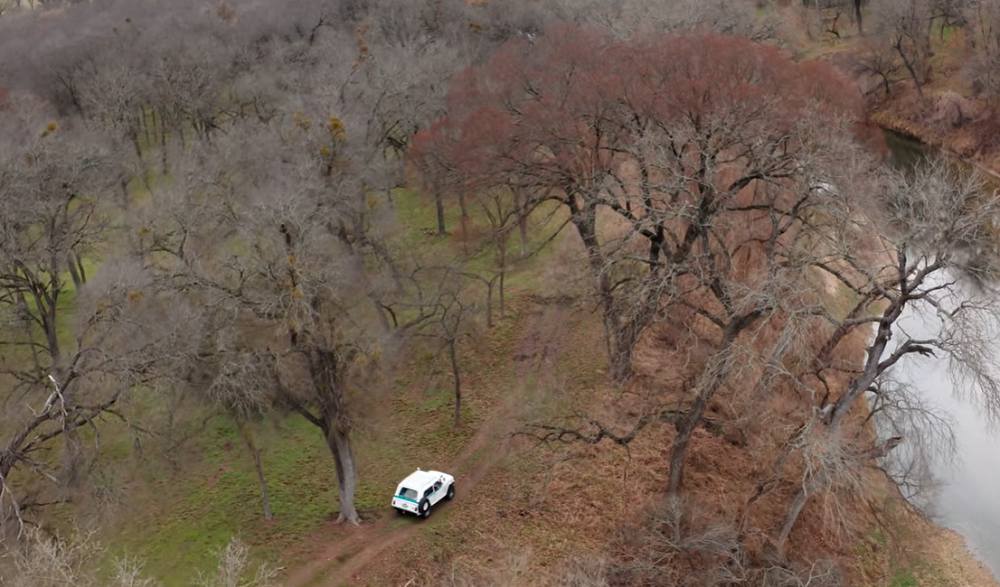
[424,487,434,498]
[433,481,442,492]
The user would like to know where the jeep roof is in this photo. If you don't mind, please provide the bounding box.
[396,469,446,491]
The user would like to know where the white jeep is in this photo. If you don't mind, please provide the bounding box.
[391,468,456,518]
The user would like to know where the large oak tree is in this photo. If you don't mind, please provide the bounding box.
[416,24,873,383]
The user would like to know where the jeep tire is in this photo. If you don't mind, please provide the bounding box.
[419,498,431,518]
[446,483,456,501]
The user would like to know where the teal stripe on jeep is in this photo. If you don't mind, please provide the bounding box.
[394,495,419,504]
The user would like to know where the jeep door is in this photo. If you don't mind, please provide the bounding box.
[429,477,446,505]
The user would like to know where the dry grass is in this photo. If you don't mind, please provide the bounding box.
[303,14,1000,583]
[342,262,890,586]
[346,144,903,587]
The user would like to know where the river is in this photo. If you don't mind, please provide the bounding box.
[885,130,1000,578]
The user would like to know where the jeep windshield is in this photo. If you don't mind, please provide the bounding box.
[397,487,419,500]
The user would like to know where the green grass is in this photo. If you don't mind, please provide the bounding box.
[936,25,958,44]
[853,518,950,587]
[389,187,568,277]
[889,568,919,587]
[888,558,948,587]
[7,143,564,582]
[101,389,480,585]
[95,278,517,584]
[102,416,332,582]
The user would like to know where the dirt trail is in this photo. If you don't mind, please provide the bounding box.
[281,422,510,587]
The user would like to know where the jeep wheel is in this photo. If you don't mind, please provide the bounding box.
[446,483,456,501]
[419,498,431,518]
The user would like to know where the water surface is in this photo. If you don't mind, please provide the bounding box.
[892,305,1000,577]
[885,129,1000,577]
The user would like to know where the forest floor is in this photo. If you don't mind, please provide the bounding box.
[271,10,1000,587]
[84,190,597,586]
[280,403,512,587]
[65,8,1000,587]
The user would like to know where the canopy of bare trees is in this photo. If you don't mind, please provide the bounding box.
[3,0,1000,584]
[415,24,874,383]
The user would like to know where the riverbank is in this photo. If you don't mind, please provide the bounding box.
[870,112,1000,587]
[818,21,1000,179]
[911,519,999,587]
[863,92,1000,587]
[802,27,1000,585]
[869,88,1000,181]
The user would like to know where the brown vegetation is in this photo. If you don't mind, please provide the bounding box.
[3,2,1000,586]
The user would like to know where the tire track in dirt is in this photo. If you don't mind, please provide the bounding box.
[282,422,510,587]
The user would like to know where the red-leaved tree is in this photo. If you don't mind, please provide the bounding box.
[414,24,874,383]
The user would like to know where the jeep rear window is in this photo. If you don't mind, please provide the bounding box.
[398,488,418,500]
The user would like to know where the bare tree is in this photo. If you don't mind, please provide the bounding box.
[773,156,1000,553]
[864,378,956,511]
[609,0,783,43]
[450,183,553,324]
[872,0,934,97]
[194,537,277,587]
[0,527,161,587]
[0,101,194,542]
[422,27,868,383]
[853,39,904,95]
[1,528,270,587]
[70,25,152,159]
[131,114,421,524]
[611,496,845,587]
[416,272,479,429]
[964,0,1000,97]
[0,255,197,544]
[204,351,276,522]
[929,0,967,37]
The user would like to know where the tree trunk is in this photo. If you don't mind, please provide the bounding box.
[666,338,739,494]
[143,108,153,149]
[23,265,62,364]
[571,205,624,380]
[518,216,528,259]
[239,422,273,522]
[309,348,360,524]
[129,127,142,159]
[61,430,83,488]
[609,329,635,383]
[497,235,507,318]
[514,187,528,259]
[120,176,130,207]
[448,339,462,429]
[434,184,447,236]
[485,277,494,328]
[499,270,505,319]
[458,192,470,255]
[75,252,86,285]
[15,292,42,372]
[326,426,359,524]
[776,483,812,551]
[776,297,901,550]
[896,43,925,98]
[160,111,169,174]
[67,254,83,292]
